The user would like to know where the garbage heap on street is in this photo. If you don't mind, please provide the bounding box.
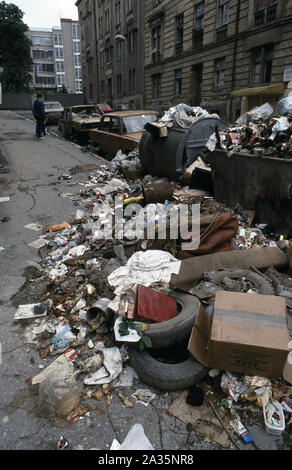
[12,99,292,451]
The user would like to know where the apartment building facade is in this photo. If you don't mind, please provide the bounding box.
[144,0,292,121]
[28,19,82,95]
[76,0,145,108]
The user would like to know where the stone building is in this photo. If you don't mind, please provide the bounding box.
[144,0,292,121]
[28,19,82,95]
[76,0,145,108]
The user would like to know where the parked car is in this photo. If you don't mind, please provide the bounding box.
[97,103,113,113]
[58,105,103,139]
[44,101,64,124]
[89,110,158,156]
[114,103,130,111]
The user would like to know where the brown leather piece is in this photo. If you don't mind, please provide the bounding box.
[178,213,239,259]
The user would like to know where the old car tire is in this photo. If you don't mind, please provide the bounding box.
[128,346,208,391]
[208,269,274,295]
[134,292,201,349]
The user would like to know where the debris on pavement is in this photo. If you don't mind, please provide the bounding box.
[110,424,154,451]
[8,99,292,450]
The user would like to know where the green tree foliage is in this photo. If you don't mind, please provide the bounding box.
[0,2,33,93]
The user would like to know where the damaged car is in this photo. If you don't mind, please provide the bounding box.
[89,110,158,156]
[58,105,103,139]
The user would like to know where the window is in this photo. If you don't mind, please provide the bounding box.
[35,63,54,73]
[195,2,205,30]
[255,0,278,26]
[117,74,122,94]
[214,58,225,90]
[55,47,64,59]
[75,68,82,79]
[35,76,56,85]
[250,45,274,84]
[74,55,80,67]
[152,25,161,63]
[53,33,63,46]
[127,0,133,13]
[31,36,52,46]
[115,1,121,25]
[175,69,182,96]
[72,24,79,40]
[73,41,80,53]
[75,80,82,93]
[57,74,65,86]
[175,14,184,54]
[194,2,204,47]
[56,61,64,73]
[101,80,105,96]
[116,39,122,60]
[98,16,103,37]
[218,0,229,28]
[105,39,112,64]
[33,49,53,59]
[128,30,136,54]
[105,10,110,32]
[129,68,136,91]
[152,74,161,99]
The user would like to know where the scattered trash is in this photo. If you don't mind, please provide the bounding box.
[14,300,52,321]
[57,435,69,450]
[230,419,254,444]
[111,424,154,451]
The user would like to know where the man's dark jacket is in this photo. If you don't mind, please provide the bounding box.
[33,99,46,119]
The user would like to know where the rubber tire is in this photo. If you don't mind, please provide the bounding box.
[128,346,208,391]
[208,269,274,295]
[134,291,201,349]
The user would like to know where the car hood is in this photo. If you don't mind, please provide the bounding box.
[124,132,143,141]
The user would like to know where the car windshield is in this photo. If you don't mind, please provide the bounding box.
[72,107,101,117]
[45,103,62,110]
[123,114,157,133]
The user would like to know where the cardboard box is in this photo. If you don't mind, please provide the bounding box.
[188,291,291,378]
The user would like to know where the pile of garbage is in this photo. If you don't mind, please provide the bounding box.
[206,98,292,159]
[13,131,292,450]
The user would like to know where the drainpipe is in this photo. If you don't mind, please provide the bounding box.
[229,0,241,122]
[93,0,100,103]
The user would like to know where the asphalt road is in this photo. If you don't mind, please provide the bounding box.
[0,110,282,452]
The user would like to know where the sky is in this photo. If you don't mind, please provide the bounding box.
[11,0,78,29]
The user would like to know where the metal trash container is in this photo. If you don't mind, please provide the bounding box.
[139,116,228,180]
[207,149,292,235]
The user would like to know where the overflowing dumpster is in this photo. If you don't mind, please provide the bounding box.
[139,116,228,180]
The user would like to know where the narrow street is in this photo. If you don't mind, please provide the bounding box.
[0,110,222,451]
[0,111,286,451]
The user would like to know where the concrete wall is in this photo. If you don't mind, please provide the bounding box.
[0,93,84,110]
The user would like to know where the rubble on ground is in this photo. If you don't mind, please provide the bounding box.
[9,101,292,451]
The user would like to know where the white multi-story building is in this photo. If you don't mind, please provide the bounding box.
[28,19,83,94]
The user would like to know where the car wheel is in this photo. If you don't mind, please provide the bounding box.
[128,342,208,391]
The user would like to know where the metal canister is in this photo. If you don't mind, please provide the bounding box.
[142,180,174,204]
[86,298,112,322]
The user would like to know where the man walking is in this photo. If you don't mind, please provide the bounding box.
[33,94,46,139]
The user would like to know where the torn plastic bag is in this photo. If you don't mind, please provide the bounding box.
[111,424,154,451]
[278,96,292,116]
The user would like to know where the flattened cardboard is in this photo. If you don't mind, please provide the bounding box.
[283,340,292,385]
[171,247,288,292]
[188,291,290,378]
